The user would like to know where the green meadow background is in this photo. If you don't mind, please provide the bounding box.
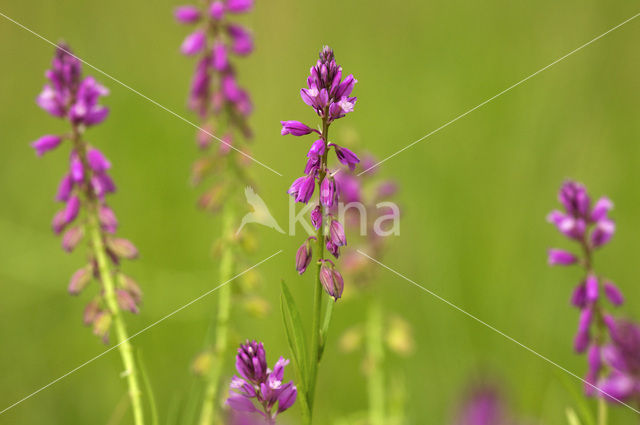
[1,0,640,423]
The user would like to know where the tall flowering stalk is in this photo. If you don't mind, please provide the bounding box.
[175,2,257,424]
[226,340,297,424]
[32,44,145,425]
[281,46,359,424]
[547,181,621,422]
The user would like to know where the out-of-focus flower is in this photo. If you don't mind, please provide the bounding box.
[227,340,297,421]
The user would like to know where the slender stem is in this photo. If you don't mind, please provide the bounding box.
[198,205,235,425]
[366,296,385,425]
[598,397,608,425]
[307,117,330,423]
[89,218,145,425]
[70,124,145,425]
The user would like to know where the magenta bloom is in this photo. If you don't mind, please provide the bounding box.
[227,341,297,421]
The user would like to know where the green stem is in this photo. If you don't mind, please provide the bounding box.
[89,218,145,425]
[597,397,607,425]
[307,117,330,424]
[366,297,385,425]
[198,205,235,425]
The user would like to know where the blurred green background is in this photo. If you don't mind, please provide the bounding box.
[1,0,640,424]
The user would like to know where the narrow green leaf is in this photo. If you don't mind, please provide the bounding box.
[280,280,309,390]
[555,371,596,425]
[136,349,159,425]
[566,407,583,425]
[318,296,335,361]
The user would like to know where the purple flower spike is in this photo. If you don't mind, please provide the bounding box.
[32,135,62,156]
[228,341,297,421]
[174,6,201,23]
[181,31,206,55]
[547,249,578,266]
[280,120,314,136]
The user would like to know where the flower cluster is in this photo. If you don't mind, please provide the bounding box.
[547,181,623,396]
[175,0,253,126]
[283,46,359,301]
[175,0,256,219]
[227,340,297,422]
[597,319,640,401]
[32,44,142,342]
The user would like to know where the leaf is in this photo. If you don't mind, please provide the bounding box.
[566,407,583,425]
[555,371,595,425]
[318,296,335,362]
[280,280,309,391]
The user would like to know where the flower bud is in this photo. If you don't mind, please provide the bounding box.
[227,0,253,13]
[310,205,322,229]
[236,340,268,384]
[319,261,344,301]
[117,289,139,314]
[329,219,346,246]
[320,177,336,208]
[585,274,598,302]
[331,143,360,171]
[83,299,100,325]
[547,249,577,266]
[212,42,228,71]
[604,281,624,306]
[181,31,206,56]
[62,225,84,252]
[280,120,314,136]
[228,24,253,55]
[98,205,118,233]
[107,237,139,259]
[591,218,615,247]
[92,312,112,343]
[209,1,225,19]
[590,197,613,221]
[55,174,74,202]
[174,6,201,23]
[31,135,62,156]
[295,239,313,275]
[87,148,111,172]
[325,239,339,258]
[68,266,92,295]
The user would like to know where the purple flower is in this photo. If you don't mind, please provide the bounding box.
[320,176,337,208]
[331,143,360,171]
[87,148,111,172]
[227,341,297,421]
[227,0,253,13]
[228,25,253,55]
[212,42,228,71]
[329,218,346,246]
[295,238,313,275]
[31,135,62,156]
[547,249,578,266]
[288,175,315,204]
[307,139,326,158]
[319,260,344,300]
[310,205,322,229]
[591,218,615,248]
[174,6,201,23]
[599,320,640,401]
[604,281,624,306]
[280,120,314,136]
[455,385,506,425]
[181,31,206,55]
[209,1,225,20]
